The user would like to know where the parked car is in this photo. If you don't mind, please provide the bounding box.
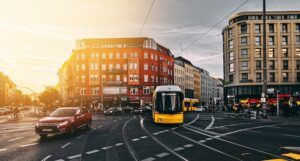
[133,106,152,115]
[195,106,207,112]
[35,107,92,139]
[104,107,122,116]
[122,106,133,114]
[0,108,9,115]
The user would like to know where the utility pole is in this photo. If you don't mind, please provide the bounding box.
[262,0,267,103]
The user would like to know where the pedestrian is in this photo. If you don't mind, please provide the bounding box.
[291,101,298,117]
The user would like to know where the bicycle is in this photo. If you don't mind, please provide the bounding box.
[6,113,23,120]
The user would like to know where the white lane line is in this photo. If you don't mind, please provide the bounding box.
[122,118,139,161]
[184,126,284,159]
[156,152,169,158]
[132,138,140,142]
[41,155,52,161]
[183,114,200,127]
[173,131,242,161]
[205,115,215,130]
[9,137,24,142]
[140,136,148,139]
[282,134,300,138]
[173,147,184,151]
[85,149,100,155]
[101,146,112,150]
[241,153,251,156]
[141,157,156,161]
[115,143,124,146]
[212,122,263,129]
[171,127,178,130]
[140,118,188,161]
[98,125,103,128]
[247,130,262,133]
[76,135,84,139]
[0,149,7,152]
[19,143,38,148]
[198,140,206,143]
[61,142,71,149]
[54,159,64,161]
[183,144,194,148]
[67,154,81,160]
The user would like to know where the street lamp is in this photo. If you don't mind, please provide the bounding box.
[262,0,268,105]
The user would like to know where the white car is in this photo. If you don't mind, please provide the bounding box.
[0,108,8,115]
[195,106,206,112]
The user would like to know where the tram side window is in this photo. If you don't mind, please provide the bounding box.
[184,102,190,107]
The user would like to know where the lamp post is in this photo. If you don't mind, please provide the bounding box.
[262,0,267,104]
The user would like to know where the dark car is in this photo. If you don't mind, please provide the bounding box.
[133,106,152,115]
[35,107,92,139]
[122,106,133,114]
[104,107,122,116]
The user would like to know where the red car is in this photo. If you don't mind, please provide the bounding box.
[35,107,92,138]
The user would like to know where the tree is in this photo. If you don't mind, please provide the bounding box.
[38,86,59,109]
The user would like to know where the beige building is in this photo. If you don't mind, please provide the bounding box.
[174,61,185,93]
[194,66,201,100]
[223,11,300,104]
[175,57,194,98]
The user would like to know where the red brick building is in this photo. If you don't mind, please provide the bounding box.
[58,37,174,107]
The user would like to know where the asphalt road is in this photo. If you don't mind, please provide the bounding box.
[0,112,299,161]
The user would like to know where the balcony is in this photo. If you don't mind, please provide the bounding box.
[240,79,253,83]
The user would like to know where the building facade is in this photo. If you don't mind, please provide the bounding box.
[174,60,185,93]
[223,11,300,104]
[0,72,16,106]
[200,68,211,106]
[194,66,201,100]
[175,57,194,98]
[58,37,174,107]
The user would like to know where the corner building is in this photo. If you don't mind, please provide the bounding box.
[59,37,174,107]
[223,11,300,104]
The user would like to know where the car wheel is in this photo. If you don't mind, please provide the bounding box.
[39,134,47,139]
[86,122,92,130]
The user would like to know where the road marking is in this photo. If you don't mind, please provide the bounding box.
[9,137,23,142]
[85,149,100,155]
[115,143,124,146]
[156,152,169,158]
[98,125,103,128]
[41,155,52,161]
[140,118,188,161]
[183,144,194,148]
[76,135,83,139]
[173,147,185,151]
[132,138,140,142]
[122,118,139,161]
[241,153,251,156]
[205,115,215,130]
[54,159,64,161]
[61,142,71,149]
[67,154,81,160]
[141,157,156,161]
[212,122,263,129]
[140,136,148,139]
[101,146,112,150]
[247,130,262,133]
[184,126,284,159]
[282,134,300,138]
[198,140,206,143]
[183,114,200,126]
[0,149,7,152]
[173,131,242,161]
[171,127,178,130]
[19,143,38,147]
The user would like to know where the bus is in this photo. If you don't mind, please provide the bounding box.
[183,98,200,112]
[152,85,184,124]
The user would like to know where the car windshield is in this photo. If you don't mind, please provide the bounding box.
[49,108,77,117]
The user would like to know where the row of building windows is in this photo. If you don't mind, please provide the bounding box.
[76,74,171,84]
[78,86,152,96]
[228,72,300,83]
[227,23,300,37]
[228,60,300,72]
[226,48,300,61]
[75,63,172,75]
[227,35,300,49]
[75,52,172,66]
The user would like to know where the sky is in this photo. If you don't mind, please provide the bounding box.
[0,0,300,93]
